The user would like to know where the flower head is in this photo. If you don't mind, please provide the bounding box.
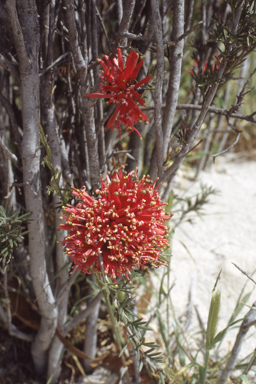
[60,168,171,279]
[86,49,152,138]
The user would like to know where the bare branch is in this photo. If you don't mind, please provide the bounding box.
[6,0,29,66]
[0,54,19,77]
[150,0,165,179]
[0,302,34,342]
[232,263,256,286]
[121,21,202,47]
[217,300,256,384]
[39,51,70,77]
[115,0,136,47]
[212,132,241,162]
[61,291,103,336]
[0,93,22,155]
[64,0,100,190]
[0,136,20,170]
[95,5,111,51]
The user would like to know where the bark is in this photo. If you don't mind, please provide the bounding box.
[149,0,184,180]
[83,274,101,373]
[64,0,100,190]
[6,0,58,374]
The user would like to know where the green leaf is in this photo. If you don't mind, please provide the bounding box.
[206,289,221,350]
[238,374,250,384]
[119,342,128,357]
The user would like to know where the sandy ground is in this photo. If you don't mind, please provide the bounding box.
[167,153,256,358]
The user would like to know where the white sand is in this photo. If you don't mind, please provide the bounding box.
[169,153,256,357]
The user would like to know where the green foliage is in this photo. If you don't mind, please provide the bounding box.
[173,184,219,227]
[0,205,32,267]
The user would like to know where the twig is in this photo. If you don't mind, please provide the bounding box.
[0,136,20,170]
[212,132,240,162]
[121,21,202,46]
[56,270,80,306]
[0,93,22,155]
[232,263,256,286]
[39,51,70,77]
[95,5,111,50]
[143,103,256,124]
[0,302,34,342]
[0,53,19,77]
[61,291,103,336]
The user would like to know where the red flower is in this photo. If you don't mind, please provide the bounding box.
[60,168,171,279]
[86,49,151,139]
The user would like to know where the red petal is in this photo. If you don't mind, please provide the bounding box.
[124,51,139,79]
[118,48,123,71]
[106,106,120,130]
[130,59,144,80]
[134,76,152,89]
[85,93,112,98]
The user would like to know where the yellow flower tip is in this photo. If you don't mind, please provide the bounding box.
[140,137,143,140]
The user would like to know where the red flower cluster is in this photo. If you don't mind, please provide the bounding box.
[86,49,151,138]
[60,168,171,279]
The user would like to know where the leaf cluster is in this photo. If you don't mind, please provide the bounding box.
[173,184,219,227]
[191,0,256,97]
[104,277,165,379]
[0,205,32,266]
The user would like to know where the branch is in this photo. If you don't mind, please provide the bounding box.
[115,0,136,47]
[61,291,103,336]
[56,270,80,306]
[212,132,241,162]
[0,302,34,342]
[0,2,10,25]
[160,69,226,184]
[64,0,100,190]
[5,0,29,67]
[0,93,22,156]
[0,54,19,77]
[0,136,20,170]
[39,52,70,77]
[150,0,165,179]
[120,21,202,46]
[95,5,111,51]
[232,263,256,286]
[217,300,256,384]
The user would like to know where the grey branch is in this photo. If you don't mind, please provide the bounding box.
[121,21,202,46]
[39,52,70,77]
[0,54,19,77]
[115,0,136,47]
[6,0,29,66]
[212,133,241,162]
[0,137,20,169]
[150,0,165,179]
[143,104,256,124]
[0,302,34,342]
[217,300,256,384]
[61,291,103,336]
[232,263,256,286]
